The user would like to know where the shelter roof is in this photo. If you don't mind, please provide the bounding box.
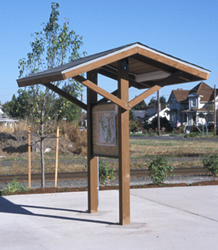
[17,42,210,88]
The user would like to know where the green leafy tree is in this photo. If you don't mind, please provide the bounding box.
[148,96,167,108]
[132,100,147,110]
[148,97,157,107]
[160,96,167,108]
[3,90,31,119]
[18,2,86,187]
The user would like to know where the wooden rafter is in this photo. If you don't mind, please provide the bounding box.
[73,75,128,110]
[128,85,162,108]
[43,82,87,111]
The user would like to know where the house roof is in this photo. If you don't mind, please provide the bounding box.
[169,82,216,103]
[172,89,190,102]
[189,82,213,102]
[17,42,210,89]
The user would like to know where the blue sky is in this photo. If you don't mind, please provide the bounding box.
[0,0,217,105]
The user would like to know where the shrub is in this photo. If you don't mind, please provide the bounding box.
[148,156,174,184]
[2,178,28,195]
[129,120,139,133]
[203,154,218,179]
[184,132,200,138]
[99,160,116,185]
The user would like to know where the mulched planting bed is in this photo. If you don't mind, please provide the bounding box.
[1,180,218,196]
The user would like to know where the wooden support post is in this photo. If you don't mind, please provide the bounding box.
[118,60,130,225]
[157,90,160,136]
[55,126,59,188]
[87,70,98,213]
[214,85,216,137]
[28,127,31,189]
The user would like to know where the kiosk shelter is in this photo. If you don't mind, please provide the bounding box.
[17,42,210,225]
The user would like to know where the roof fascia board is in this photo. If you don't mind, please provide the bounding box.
[136,44,210,74]
[137,45,210,80]
[62,46,138,79]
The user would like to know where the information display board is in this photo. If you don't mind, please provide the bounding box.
[92,103,118,158]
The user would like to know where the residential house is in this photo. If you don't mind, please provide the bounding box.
[132,106,170,124]
[168,82,217,128]
[0,105,18,127]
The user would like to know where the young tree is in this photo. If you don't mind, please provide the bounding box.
[18,2,86,187]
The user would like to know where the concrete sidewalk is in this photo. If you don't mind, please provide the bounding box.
[0,186,218,250]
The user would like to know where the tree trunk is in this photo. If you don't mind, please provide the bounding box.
[40,137,45,188]
[40,100,45,188]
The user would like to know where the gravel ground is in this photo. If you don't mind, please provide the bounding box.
[0,175,214,191]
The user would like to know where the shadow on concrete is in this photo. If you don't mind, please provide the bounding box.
[0,197,116,225]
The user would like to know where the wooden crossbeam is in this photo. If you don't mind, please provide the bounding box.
[128,71,183,109]
[99,65,151,89]
[73,75,128,110]
[128,85,162,109]
[43,82,87,111]
[154,71,183,87]
[97,89,118,104]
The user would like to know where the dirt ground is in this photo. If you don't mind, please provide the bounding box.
[0,131,74,158]
[1,180,218,196]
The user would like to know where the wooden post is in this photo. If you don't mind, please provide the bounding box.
[214,85,216,137]
[157,90,160,135]
[55,126,59,188]
[87,70,98,213]
[118,59,130,225]
[28,127,31,189]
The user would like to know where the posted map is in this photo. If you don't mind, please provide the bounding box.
[97,111,116,146]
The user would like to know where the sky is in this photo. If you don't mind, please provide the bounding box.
[0,0,218,106]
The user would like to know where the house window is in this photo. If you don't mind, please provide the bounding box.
[172,100,176,109]
[171,113,176,122]
[190,98,196,108]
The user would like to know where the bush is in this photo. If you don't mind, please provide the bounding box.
[148,156,174,184]
[184,132,200,138]
[99,160,116,185]
[203,154,218,179]
[149,117,172,132]
[2,178,28,195]
[129,120,139,133]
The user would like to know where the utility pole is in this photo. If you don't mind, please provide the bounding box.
[214,85,216,137]
[157,90,160,135]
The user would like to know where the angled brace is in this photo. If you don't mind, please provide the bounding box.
[73,75,128,110]
[43,82,87,111]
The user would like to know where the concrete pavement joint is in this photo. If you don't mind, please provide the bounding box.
[130,193,218,223]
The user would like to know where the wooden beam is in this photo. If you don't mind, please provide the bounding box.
[118,60,130,225]
[73,75,128,110]
[152,71,184,87]
[128,85,162,109]
[99,65,151,89]
[87,70,98,213]
[43,82,87,111]
[97,89,118,104]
